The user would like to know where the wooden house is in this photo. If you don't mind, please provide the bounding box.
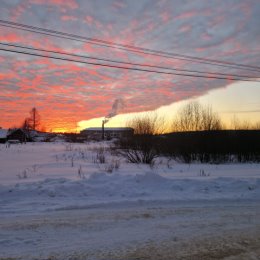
[7,128,29,143]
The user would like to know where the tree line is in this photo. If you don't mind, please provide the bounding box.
[127,101,260,134]
[116,101,260,164]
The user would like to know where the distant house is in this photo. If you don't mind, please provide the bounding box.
[0,129,8,143]
[7,128,29,143]
[29,130,50,142]
[81,127,134,141]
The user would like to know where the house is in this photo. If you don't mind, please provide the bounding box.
[7,128,29,143]
[29,130,50,142]
[80,127,134,141]
[0,128,8,143]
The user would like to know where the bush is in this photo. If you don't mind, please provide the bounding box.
[92,147,106,164]
[117,135,159,164]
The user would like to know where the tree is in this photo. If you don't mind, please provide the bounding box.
[22,107,41,131]
[172,101,222,132]
[174,101,202,131]
[21,118,31,131]
[201,105,222,131]
[29,107,40,131]
[230,115,258,130]
[126,112,165,135]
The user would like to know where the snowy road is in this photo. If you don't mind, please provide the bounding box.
[1,199,260,260]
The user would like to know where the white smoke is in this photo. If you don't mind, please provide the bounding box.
[103,99,125,124]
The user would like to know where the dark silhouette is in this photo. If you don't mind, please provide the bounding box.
[22,107,41,131]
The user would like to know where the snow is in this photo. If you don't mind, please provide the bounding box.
[0,142,259,259]
[0,142,259,214]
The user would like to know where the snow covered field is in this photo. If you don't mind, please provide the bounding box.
[0,142,260,259]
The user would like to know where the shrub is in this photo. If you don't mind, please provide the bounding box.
[93,147,106,164]
[118,135,158,164]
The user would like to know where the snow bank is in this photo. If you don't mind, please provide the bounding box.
[0,142,259,215]
[1,171,259,215]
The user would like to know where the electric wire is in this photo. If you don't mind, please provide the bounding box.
[0,42,257,80]
[0,47,259,82]
[1,19,260,73]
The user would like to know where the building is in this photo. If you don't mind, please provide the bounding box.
[0,128,8,143]
[7,128,29,143]
[80,127,134,141]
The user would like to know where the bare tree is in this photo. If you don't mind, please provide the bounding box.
[230,115,257,130]
[253,121,260,130]
[172,101,222,132]
[22,107,41,131]
[30,107,40,131]
[126,112,165,135]
[171,101,201,132]
[21,118,31,131]
[201,105,222,131]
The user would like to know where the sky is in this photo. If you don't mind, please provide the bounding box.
[0,0,259,132]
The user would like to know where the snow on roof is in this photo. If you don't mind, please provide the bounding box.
[83,127,133,131]
[0,129,8,138]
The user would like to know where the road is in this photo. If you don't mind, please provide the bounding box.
[0,199,260,260]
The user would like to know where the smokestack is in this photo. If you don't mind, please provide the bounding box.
[102,99,125,140]
[102,120,105,140]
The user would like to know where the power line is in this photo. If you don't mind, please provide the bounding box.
[2,23,259,74]
[1,47,259,82]
[1,19,260,73]
[1,25,259,76]
[0,42,257,80]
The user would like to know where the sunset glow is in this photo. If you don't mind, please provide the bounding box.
[0,0,259,132]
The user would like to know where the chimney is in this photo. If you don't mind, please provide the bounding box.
[102,120,105,140]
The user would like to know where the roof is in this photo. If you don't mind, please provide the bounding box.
[82,127,133,131]
[0,129,8,139]
[8,128,29,137]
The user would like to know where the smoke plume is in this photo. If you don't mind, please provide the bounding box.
[104,99,125,124]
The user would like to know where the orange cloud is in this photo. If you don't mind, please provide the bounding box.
[1,0,259,132]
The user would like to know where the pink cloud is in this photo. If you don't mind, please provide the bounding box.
[29,0,78,9]
[160,11,171,22]
[1,1,258,131]
[9,1,30,21]
[84,15,94,25]
[202,32,212,41]
[0,33,23,43]
[61,15,77,21]
[174,11,197,20]
[112,1,127,10]
[179,24,192,33]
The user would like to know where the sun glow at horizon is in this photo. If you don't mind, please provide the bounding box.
[77,81,260,132]
[1,81,258,133]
